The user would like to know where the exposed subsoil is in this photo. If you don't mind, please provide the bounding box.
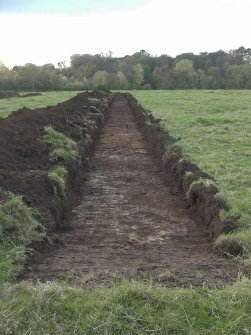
[23,94,241,289]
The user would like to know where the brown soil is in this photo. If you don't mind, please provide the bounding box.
[0,90,112,230]
[23,94,241,289]
[21,92,42,97]
[0,91,41,99]
[0,91,20,99]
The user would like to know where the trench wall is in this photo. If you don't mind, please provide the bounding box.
[126,93,233,238]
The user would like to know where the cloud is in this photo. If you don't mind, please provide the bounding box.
[0,0,250,67]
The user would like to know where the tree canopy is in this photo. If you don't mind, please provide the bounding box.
[1,47,251,91]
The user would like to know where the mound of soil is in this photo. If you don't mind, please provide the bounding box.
[0,91,20,99]
[0,91,42,99]
[0,90,113,230]
[21,92,42,98]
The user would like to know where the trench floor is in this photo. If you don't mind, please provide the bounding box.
[24,95,241,288]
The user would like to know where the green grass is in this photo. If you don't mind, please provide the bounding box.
[0,91,80,118]
[0,194,45,284]
[0,279,251,334]
[48,165,68,192]
[0,244,25,284]
[0,194,45,246]
[129,90,251,252]
[215,230,251,257]
[41,126,79,162]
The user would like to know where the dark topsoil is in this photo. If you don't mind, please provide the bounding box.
[0,91,41,99]
[0,91,20,99]
[14,93,242,289]
[0,90,112,229]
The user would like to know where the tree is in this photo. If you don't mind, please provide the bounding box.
[230,46,251,64]
[116,71,129,89]
[232,64,251,88]
[196,69,207,89]
[0,61,8,72]
[2,47,251,90]
[118,56,137,87]
[134,64,144,88]
[93,70,111,88]
[0,61,19,90]
[174,59,196,88]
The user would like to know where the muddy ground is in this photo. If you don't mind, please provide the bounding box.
[23,94,241,289]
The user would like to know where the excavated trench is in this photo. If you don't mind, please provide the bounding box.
[24,94,240,288]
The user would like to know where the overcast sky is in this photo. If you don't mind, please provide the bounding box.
[0,0,250,68]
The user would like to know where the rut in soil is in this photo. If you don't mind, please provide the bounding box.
[24,94,240,288]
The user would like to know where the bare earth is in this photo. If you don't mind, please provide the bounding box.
[23,95,241,288]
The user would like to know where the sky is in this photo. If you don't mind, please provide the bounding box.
[0,0,250,68]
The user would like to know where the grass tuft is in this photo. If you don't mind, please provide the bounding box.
[41,126,79,162]
[164,143,182,159]
[0,194,45,246]
[0,194,46,283]
[186,178,214,199]
[48,165,68,191]
[215,230,251,257]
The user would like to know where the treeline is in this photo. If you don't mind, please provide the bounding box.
[1,47,251,91]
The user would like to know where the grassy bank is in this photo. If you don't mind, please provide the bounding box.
[0,194,45,284]
[1,279,251,334]
[0,91,80,118]
[130,90,251,254]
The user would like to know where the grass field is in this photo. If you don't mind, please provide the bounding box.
[129,90,251,254]
[0,90,251,334]
[1,279,251,334]
[0,91,80,118]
